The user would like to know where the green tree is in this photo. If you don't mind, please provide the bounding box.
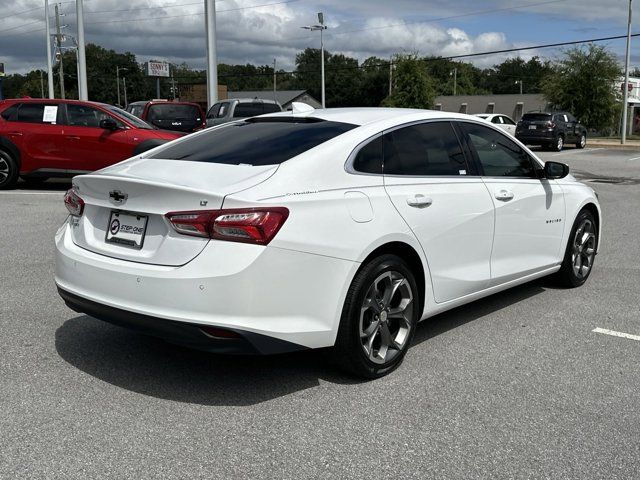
[542,44,621,130]
[424,57,487,96]
[358,57,391,107]
[382,54,435,109]
[481,57,553,94]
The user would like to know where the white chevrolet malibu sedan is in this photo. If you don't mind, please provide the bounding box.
[55,106,601,378]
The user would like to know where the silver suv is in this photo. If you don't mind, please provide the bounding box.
[205,98,282,127]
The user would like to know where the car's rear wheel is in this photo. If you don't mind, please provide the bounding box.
[0,150,19,190]
[576,133,587,149]
[554,135,564,152]
[555,209,597,288]
[333,254,419,379]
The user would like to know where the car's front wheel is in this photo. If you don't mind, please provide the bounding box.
[333,254,419,379]
[555,209,598,288]
[0,150,19,190]
[576,133,587,149]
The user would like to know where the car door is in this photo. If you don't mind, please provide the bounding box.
[500,116,517,136]
[382,121,495,303]
[458,121,566,285]
[3,102,66,172]
[61,103,134,171]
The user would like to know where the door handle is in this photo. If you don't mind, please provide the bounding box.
[66,136,81,140]
[8,132,23,136]
[495,189,515,201]
[406,194,433,208]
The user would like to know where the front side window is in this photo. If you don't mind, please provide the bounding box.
[217,103,229,118]
[460,122,536,178]
[383,122,468,176]
[148,118,356,166]
[502,116,516,125]
[491,116,502,124]
[66,104,117,128]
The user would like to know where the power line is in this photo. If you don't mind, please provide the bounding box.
[289,0,570,41]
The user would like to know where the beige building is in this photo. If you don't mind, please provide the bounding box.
[433,93,549,122]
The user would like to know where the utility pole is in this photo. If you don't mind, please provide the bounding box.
[515,80,523,95]
[123,77,128,107]
[40,71,45,98]
[116,66,127,107]
[451,68,457,96]
[622,0,633,144]
[54,4,65,99]
[76,0,88,100]
[205,0,219,109]
[273,58,277,102]
[45,0,54,98]
[389,60,393,96]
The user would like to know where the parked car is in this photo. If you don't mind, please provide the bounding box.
[55,107,601,378]
[515,111,587,151]
[205,98,282,127]
[474,113,517,136]
[126,100,205,133]
[0,98,183,189]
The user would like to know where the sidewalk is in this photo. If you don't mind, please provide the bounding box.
[588,138,640,150]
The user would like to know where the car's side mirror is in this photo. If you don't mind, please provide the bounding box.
[99,118,118,130]
[544,161,570,179]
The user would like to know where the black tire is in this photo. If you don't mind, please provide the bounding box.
[333,254,419,379]
[553,134,564,152]
[555,209,598,288]
[576,132,587,149]
[0,149,19,190]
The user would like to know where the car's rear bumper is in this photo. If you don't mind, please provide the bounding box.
[515,130,556,144]
[58,287,306,354]
[55,221,357,351]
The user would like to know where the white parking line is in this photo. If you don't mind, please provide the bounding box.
[627,156,640,161]
[593,327,640,342]
[552,148,598,156]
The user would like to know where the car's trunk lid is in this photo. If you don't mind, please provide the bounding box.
[70,158,278,266]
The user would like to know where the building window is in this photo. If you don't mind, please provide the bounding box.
[486,102,495,114]
[459,103,468,114]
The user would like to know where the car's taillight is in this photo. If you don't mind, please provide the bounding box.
[64,189,84,216]
[165,207,289,245]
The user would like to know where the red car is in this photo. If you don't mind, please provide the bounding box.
[126,100,205,133]
[0,98,183,189]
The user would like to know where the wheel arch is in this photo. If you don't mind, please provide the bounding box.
[0,136,21,170]
[581,202,601,250]
[357,241,428,318]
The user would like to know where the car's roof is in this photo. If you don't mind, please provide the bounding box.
[262,107,480,127]
[1,98,107,107]
[229,98,280,105]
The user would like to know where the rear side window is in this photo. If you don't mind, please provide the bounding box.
[1,104,18,121]
[521,113,551,122]
[14,103,61,124]
[383,122,468,176]
[233,102,264,118]
[460,122,535,178]
[353,136,383,174]
[148,118,357,166]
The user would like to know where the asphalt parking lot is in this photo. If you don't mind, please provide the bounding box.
[1,147,639,479]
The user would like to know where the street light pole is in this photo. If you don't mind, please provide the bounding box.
[76,0,88,100]
[451,68,457,96]
[54,4,65,99]
[123,77,128,107]
[116,67,127,107]
[622,0,633,144]
[302,13,328,108]
[515,80,523,95]
[204,0,219,109]
[45,0,54,98]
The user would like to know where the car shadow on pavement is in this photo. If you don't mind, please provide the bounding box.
[55,279,550,407]
[54,316,360,406]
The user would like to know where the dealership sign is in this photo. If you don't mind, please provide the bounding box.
[147,61,169,77]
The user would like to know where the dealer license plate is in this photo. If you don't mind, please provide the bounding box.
[105,211,148,249]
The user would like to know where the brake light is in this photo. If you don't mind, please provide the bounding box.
[165,207,289,245]
[64,189,84,216]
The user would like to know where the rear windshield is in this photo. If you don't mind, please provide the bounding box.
[521,113,551,121]
[148,118,357,166]
[148,104,201,121]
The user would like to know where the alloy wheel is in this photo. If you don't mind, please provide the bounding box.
[359,271,414,365]
[571,219,596,279]
[0,157,9,183]
[580,135,586,148]
[557,136,564,151]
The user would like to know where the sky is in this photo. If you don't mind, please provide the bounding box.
[1,0,640,75]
